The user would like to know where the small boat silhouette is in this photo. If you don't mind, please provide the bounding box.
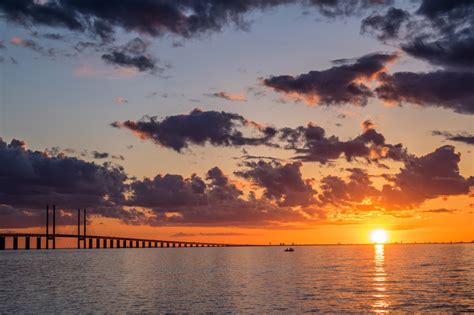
[284,247,295,252]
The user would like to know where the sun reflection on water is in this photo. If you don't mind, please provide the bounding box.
[372,244,390,313]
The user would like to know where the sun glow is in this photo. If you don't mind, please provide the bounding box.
[370,229,388,244]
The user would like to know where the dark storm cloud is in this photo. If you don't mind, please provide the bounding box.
[360,7,409,41]
[432,131,474,145]
[375,71,474,115]
[263,52,398,106]
[279,122,406,164]
[235,160,316,207]
[111,108,278,152]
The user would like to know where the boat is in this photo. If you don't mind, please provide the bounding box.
[284,247,295,252]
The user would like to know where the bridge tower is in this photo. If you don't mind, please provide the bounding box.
[45,205,56,249]
[77,209,87,248]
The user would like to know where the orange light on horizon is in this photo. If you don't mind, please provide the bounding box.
[370,229,388,244]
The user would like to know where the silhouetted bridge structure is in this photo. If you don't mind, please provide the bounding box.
[0,205,247,250]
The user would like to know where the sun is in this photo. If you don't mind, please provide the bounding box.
[370,229,388,244]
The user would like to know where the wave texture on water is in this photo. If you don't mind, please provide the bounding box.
[0,244,473,313]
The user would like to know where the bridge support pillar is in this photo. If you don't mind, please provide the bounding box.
[135,241,139,248]
[36,237,41,250]
[123,240,127,248]
[103,239,107,248]
[96,238,100,249]
[12,236,18,250]
[109,239,113,248]
[0,236,5,250]
[116,240,120,248]
[89,238,93,249]
[25,236,30,250]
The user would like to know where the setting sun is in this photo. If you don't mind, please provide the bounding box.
[370,229,388,244]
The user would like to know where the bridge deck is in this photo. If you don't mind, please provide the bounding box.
[0,232,252,248]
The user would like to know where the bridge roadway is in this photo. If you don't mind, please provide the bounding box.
[0,233,250,250]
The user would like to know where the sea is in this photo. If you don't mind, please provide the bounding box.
[0,244,473,313]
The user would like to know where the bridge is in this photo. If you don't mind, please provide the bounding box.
[0,205,249,250]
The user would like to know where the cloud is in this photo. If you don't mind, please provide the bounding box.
[0,137,146,227]
[356,2,474,115]
[422,208,457,214]
[31,31,64,41]
[171,232,257,237]
[91,151,109,159]
[235,160,316,207]
[1,136,471,228]
[206,91,246,102]
[375,71,474,114]
[112,109,408,165]
[10,36,54,56]
[317,168,380,209]
[0,0,392,41]
[361,7,409,41]
[74,64,139,79]
[312,146,473,213]
[279,122,406,164]
[111,108,278,152]
[127,166,309,226]
[381,145,473,208]
[263,52,399,106]
[102,51,156,72]
[402,36,474,70]
[101,37,158,73]
[113,96,128,104]
[358,1,474,70]
[401,0,474,69]
[432,131,474,145]
[0,204,78,229]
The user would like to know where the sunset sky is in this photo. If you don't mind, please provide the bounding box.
[0,0,473,244]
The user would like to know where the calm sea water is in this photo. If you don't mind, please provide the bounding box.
[0,244,473,313]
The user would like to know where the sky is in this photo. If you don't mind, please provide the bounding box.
[0,0,473,244]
